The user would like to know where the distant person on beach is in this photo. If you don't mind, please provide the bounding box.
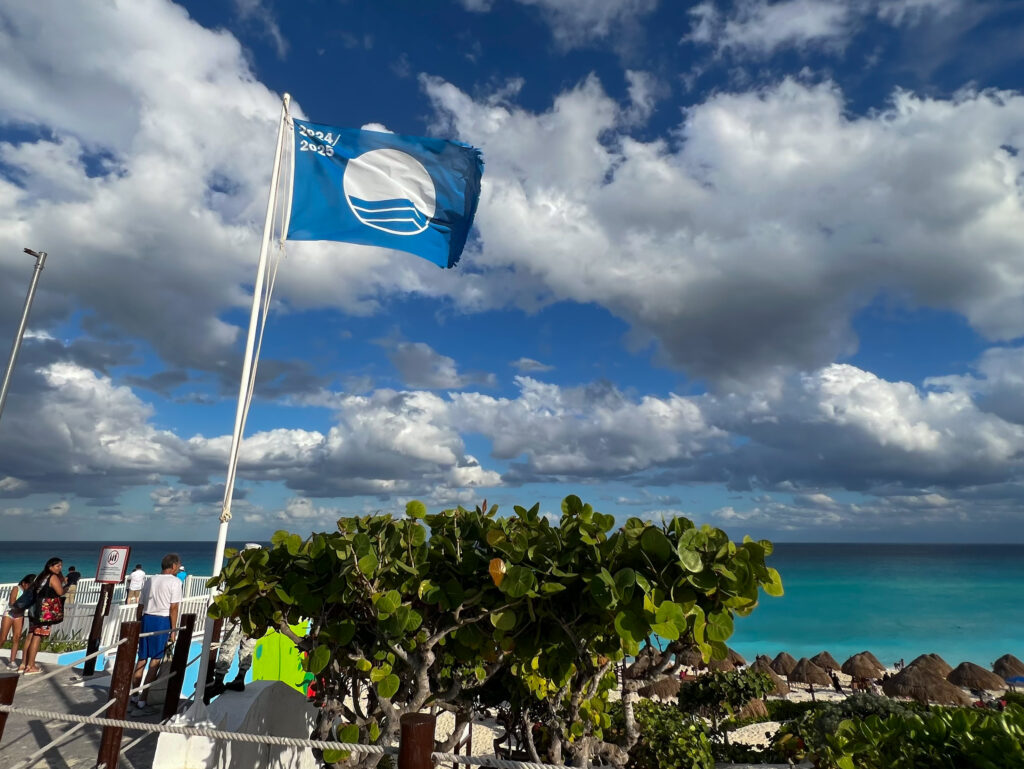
[21,558,65,674]
[204,544,262,703]
[830,670,843,694]
[1,574,35,668]
[131,553,182,714]
[64,566,82,604]
[176,564,187,585]
[126,564,146,603]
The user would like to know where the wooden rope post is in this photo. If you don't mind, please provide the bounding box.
[398,712,435,769]
[205,618,223,687]
[83,583,115,676]
[0,672,19,742]
[97,620,140,769]
[161,613,196,720]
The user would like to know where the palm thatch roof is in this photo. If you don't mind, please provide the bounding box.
[727,647,746,666]
[749,657,790,695]
[787,658,831,687]
[907,653,953,678]
[707,656,736,672]
[882,666,971,706]
[947,662,1007,691]
[677,647,704,669]
[638,675,682,701]
[810,651,840,671]
[856,650,886,670]
[993,654,1024,680]
[737,698,768,720]
[842,653,884,678]
[770,651,798,676]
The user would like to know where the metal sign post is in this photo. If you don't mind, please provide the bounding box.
[83,546,131,676]
[0,248,47,427]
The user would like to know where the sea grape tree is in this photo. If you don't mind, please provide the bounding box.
[208,496,781,768]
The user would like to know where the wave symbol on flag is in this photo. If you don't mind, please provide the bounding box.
[343,148,436,236]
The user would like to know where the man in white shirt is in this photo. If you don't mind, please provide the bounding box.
[126,564,146,604]
[131,553,182,714]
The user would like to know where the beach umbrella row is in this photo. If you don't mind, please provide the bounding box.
[787,658,831,701]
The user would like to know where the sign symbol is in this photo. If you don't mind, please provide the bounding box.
[107,552,120,565]
[343,149,436,236]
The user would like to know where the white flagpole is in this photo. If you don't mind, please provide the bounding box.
[190,92,292,714]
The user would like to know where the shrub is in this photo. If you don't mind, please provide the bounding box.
[608,699,713,769]
[820,703,1024,768]
[677,669,774,744]
[764,698,817,722]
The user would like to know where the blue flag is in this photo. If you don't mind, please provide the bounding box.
[286,120,483,268]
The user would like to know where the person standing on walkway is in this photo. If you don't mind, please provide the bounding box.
[64,565,82,604]
[1,574,35,668]
[204,544,261,702]
[21,558,65,674]
[131,553,182,714]
[126,563,146,603]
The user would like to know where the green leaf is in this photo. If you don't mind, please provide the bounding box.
[677,548,702,572]
[614,568,636,601]
[705,610,734,642]
[322,749,348,763]
[376,673,400,699]
[763,567,784,597]
[376,589,401,615]
[309,644,331,675]
[406,500,427,518]
[500,565,536,598]
[640,527,672,562]
[650,622,680,641]
[408,523,427,547]
[338,723,359,743]
[357,553,377,577]
[490,610,517,631]
[370,664,392,683]
[368,721,381,742]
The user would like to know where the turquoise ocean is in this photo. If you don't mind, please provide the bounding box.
[1,541,1020,669]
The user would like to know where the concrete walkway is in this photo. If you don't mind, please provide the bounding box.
[0,662,161,769]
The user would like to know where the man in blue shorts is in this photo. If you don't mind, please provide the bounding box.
[131,553,182,714]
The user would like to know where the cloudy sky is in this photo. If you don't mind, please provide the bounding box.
[2,0,1024,543]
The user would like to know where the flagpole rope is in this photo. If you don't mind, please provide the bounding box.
[0,704,578,769]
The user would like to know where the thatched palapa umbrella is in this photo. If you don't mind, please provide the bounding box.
[638,675,681,701]
[810,651,840,671]
[770,651,798,676]
[947,662,1007,692]
[727,647,746,667]
[787,658,831,701]
[882,666,971,706]
[907,653,953,678]
[677,647,704,669]
[708,657,736,673]
[737,699,769,720]
[842,653,883,679]
[993,654,1024,680]
[857,650,886,670]
[750,657,790,696]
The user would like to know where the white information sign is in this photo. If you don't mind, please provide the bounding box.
[95,545,131,584]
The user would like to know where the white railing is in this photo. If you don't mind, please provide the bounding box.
[0,577,213,648]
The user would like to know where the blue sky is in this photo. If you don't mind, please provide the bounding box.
[2,0,1024,543]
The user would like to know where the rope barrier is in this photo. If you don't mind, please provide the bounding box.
[0,703,395,753]
[0,704,580,768]
[137,625,186,639]
[17,637,129,692]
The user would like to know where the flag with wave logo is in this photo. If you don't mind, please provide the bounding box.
[286,120,483,268]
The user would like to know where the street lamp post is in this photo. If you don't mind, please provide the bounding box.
[0,248,47,427]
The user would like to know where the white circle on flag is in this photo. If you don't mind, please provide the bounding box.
[343,149,436,236]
